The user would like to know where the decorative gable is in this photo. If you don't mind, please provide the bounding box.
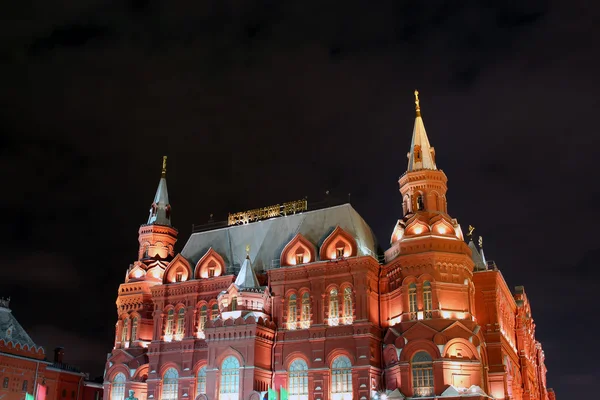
[320,226,357,260]
[163,254,192,284]
[195,248,226,279]
[280,233,316,266]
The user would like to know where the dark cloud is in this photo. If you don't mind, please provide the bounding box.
[1,0,598,397]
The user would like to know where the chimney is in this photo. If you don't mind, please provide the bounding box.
[54,347,65,364]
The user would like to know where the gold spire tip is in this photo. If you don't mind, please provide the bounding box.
[161,156,167,177]
[414,90,421,116]
[467,225,475,237]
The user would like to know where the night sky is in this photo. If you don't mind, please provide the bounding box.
[2,1,599,397]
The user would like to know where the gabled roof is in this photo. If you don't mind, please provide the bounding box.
[0,301,38,349]
[181,204,378,272]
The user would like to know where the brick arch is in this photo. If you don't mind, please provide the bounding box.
[283,351,311,370]
[163,254,193,284]
[417,273,435,283]
[320,226,357,260]
[126,264,146,282]
[443,338,479,361]
[383,344,398,366]
[399,339,440,362]
[106,364,131,382]
[431,218,456,236]
[158,362,181,377]
[325,348,356,367]
[215,346,245,367]
[192,360,207,375]
[194,248,226,279]
[401,276,418,286]
[132,364,149,382]
[280,233,317,266]
[405,219,430,236]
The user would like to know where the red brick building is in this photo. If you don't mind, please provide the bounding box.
[0,299,103,400]
[104,92,554,400]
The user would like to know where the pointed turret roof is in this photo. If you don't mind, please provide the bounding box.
[147,156,172,226]
[468,240,487,271]
[234,252,260,289]
[407,90,437,172]
[0,298,38,348]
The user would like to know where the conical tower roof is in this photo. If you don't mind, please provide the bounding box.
[234,252,260,289]
[407,90,437,172]
[0,298,38,348]
[147,156,172,226]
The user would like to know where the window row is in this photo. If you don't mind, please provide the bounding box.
[1,378,28,391]
[286,286,354,330]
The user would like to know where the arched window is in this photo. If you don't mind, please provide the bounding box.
[121,318,128,344]
[331,356,352,399]
[196,366,207,396]
[288,294,297,330]
[416,195,425,211]
[231,296,237,311]
[329,289,339,326]
[300,292,311,329]
[342,287,353,325]
[409,283,417,319]
[176,308,185,338]
[165,309,174,337]
[211,304,219,321]
[219,356,240,400]
[423,281,432,319]
[199,305,208,332]
[110,373,126,400]
[162,368,179,400]
[131,316,138,343]
[288,359,308,400]
[412,351,434,397]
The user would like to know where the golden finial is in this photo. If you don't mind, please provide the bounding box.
[161,156,167,177]
[478,236,483,248]
[245,245,250,257]
[414,90,421,116]
[467,225,475,237]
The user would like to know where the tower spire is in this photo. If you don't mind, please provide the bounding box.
[147,156,172,226]
[407,90,437,172]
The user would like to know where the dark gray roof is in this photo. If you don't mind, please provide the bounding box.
[0,305,38,349]
[181,204,378,272]
[468,240,487,271]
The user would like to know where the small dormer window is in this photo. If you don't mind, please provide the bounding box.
[336,247,345,258]
[175,271,183,282]
[296,253,304,265]
[231,297,237,311]
[414,145,422,162]
[208,267,215,277]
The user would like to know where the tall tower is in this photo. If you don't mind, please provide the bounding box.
[381,92,482,397]
[108,157,178,381]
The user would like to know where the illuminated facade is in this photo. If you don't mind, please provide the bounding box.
[104,94,554,400]
[0,298,103,400]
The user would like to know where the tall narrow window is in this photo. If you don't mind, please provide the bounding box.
[165,309,174,338]
[110,373,126,400]
[176,308,185,338]
[300,292,311,329]
[131,317,138,344]
[162,368,179,400]
[219,356,240,400]
[208,261,216,277]
[331,356,352,399]
[288,359,308,400]
[22,380,28,392]
[288,294,297,330]
[199,305,208,332]
[196,366,207,396]
[336,246,345,258]
[212,304,219,321]
[175,269,183,282]
[423,281,432,319]
[412,351,434,397]
[329,289,339,326]
[231,297,237,311]
[409,283,417,320]
[295,252,304,265]
[416,195,424,211]
[343,287,353,325]
[121,318,128,344]
[2,378,8,389]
